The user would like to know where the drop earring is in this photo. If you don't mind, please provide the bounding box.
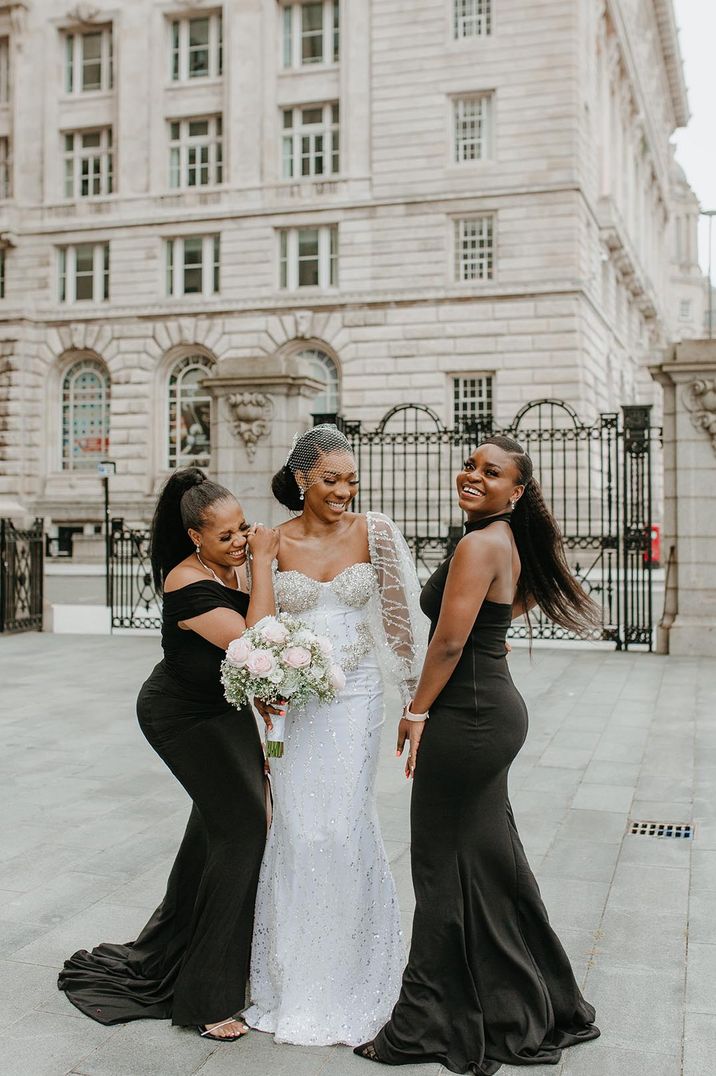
[195,544,201,553]
[299,490,305,502]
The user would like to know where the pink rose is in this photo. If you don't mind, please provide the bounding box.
[246,649,276,677]
[282,646,312,669]
[259,619,290,645]
[328,663,347,692]
[315,635,334,656]
[226,637,251,667]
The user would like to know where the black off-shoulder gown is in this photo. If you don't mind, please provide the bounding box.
[372,517,599,1074]
[58,582,266,1027]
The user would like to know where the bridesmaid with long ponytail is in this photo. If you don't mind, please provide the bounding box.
[59,468,278,1041]
[356,435,600,1074]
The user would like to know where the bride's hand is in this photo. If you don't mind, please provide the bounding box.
[396,717,427,780]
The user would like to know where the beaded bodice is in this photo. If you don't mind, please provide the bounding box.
[274,562,378,614]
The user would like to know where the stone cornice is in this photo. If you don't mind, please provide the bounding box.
[652,0,690,129]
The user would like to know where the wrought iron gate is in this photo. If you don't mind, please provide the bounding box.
[108,519,161,630]
[342,400,655,650]
[0,518,44,633]
[108,399,656,649]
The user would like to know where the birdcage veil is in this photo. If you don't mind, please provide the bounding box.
[285,424,357,495]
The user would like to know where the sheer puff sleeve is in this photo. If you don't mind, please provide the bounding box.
[366,512,429,705]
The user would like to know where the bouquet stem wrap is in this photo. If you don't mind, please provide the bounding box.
[265,706,287,758]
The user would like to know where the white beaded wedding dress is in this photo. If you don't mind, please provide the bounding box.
[243,513,428,1047]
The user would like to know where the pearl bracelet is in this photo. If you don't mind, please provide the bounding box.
[402,701,429,722]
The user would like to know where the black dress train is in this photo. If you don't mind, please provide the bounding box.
[372,517,599,1074]
[58,581,267,1027]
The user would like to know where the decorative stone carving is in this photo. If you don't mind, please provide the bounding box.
[67,3,101,23]
[295,310,313,339]
[227,392,274,461]
[684,378,716,456]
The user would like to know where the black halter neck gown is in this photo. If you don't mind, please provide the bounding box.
[371,514,599,1074]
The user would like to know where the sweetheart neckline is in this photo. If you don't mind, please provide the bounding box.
[274,563,376,586]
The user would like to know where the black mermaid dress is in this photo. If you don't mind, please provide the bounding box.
[58,581,267,1027]
[372,518,599,1074]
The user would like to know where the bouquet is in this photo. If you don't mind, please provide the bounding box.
[221,614,346,758]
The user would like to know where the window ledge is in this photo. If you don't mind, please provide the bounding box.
[279,63,340,76]
[59,91,115,104]
[165,77,224,90]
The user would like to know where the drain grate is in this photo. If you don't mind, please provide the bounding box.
[629,820,693,840]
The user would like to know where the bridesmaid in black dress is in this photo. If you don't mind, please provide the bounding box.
[356,435,600,1074]
[58,468,278,1041]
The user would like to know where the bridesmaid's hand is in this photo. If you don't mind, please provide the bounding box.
[247,524,279,562]
[396,717,427,780]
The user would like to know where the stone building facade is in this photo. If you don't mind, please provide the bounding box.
[0,0,705,535]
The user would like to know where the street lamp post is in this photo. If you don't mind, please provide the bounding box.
[97,459,116,607]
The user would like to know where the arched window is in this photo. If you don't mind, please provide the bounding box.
[167,353,213,468]
[297,348,340,418]
[61,358,110,470]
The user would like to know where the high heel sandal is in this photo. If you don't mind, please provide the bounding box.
[197,1018,248,1042]
[353,1040,385,1063]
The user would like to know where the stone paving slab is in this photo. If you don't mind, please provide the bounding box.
[0,632,714,1076]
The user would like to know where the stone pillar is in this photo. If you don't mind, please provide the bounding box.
[204,354,324,525]
[650,340,716,656]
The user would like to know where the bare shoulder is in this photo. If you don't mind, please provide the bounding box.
[455,525,508,564]
[348,512,369,535]
[163,559,206,594]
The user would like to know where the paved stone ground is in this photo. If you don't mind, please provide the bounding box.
[0,633,714,1076]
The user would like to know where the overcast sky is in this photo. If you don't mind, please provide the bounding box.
[672,0,716,274]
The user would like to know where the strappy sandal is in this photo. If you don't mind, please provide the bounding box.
[197,1018,248,1042]
[353,1040,385,1063]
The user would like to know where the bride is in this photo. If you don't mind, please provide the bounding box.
[243,424,428,1047]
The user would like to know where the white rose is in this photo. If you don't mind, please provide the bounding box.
[259,619,290,646]
[314,635,334,656]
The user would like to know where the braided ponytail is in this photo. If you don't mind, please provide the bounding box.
[480,436,599,635]
[149,467,234,589]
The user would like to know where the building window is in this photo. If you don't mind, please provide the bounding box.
[63,129,113,199]
[0,248,5,299]
[58,243,110,303]
[282,103,339,179]
[282,1,340,68]
[454,94,493,162]
[297,348,340,417]
[65,27,113,94]
[166,236,220,298]
[167,354,213,469]
[679,298,692,321]
[169,116,223,188]
[170,12,223,81]
[453,0,491,38]
[0,137,10,199]
[279,225,337,289]
[455,216,494,281]
[452,375,493,431]
[61,359,110,471]
[0,37,9,103]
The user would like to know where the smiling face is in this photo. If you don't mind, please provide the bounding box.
[300,450,359,520]
[456,443,525,519]
[188,497,251,569]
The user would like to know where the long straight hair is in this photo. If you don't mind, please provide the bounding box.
[480,435,600,635]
